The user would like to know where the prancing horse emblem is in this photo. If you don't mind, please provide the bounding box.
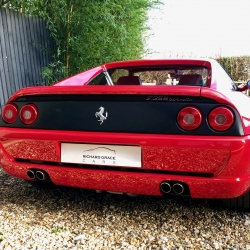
[95,107,108,125]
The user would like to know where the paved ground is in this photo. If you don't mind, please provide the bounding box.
[0,167,250,249]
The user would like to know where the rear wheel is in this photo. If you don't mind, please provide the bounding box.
[222,191,250,210]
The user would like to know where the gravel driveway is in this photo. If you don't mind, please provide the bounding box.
[0,167,249,249]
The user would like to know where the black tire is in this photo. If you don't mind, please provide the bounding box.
[222,191,250,210]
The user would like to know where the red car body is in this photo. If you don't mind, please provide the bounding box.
[0,58,250,208]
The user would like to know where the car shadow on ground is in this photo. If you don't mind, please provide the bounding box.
[0,166,244,216]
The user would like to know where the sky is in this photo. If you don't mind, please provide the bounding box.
[146,0,250,58]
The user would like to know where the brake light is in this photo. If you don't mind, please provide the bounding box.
[177,106,202,130]
[2,104,18,123]
[20,104,38,125]
[208,107,234,131]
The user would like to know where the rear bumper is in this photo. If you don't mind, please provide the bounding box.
[1,157,250,199]
[0,128,250,199]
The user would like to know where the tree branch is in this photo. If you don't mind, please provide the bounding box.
[1,0,11,6]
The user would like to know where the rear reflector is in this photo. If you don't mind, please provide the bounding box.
[2,104,18,123]
[208,107,234,131]
[20,104,38,125]
[177,106,202,130]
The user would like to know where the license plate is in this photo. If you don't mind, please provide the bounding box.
[61,143,141,168]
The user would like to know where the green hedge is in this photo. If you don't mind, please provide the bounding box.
[215,56,250,82]
[4,0,161,84]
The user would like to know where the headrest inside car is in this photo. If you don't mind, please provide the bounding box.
[178,74,204,86]
[116,76,142,85]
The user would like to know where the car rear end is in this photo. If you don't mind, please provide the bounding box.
[0,85,250,209]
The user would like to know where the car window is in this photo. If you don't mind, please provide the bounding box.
[87,66,209,86]
[87,72,108,85]
[110,69,129,82]
[212,62,238,91]
[87,69,130,85]
[134,69,208,86]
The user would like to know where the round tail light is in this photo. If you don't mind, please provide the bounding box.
[2,104,18,123]
[177,106,202,130]
[208,107,234,131]
[20,104,38,125]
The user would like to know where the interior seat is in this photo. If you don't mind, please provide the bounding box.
[116,76,142,85]
[178,74,204,86]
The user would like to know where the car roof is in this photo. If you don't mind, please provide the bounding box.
[103,58,214,69]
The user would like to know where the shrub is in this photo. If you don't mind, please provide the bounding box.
[3,0,161,84]
[215,56,250,82]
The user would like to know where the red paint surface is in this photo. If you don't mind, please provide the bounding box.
[1,58,250,199]
[8,85,201,102]
[1,128,250,198]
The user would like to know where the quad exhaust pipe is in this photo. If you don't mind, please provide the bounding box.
[172,183,185,195]
[160,181,187,195]
[27,169,49,181]
[27,170,36,179]
[36,170,49,180]
[27,170,187,195]
[160,182,172,194]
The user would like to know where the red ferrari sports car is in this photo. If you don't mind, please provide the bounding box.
[1,58,250,209]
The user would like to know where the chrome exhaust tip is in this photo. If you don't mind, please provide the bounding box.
[27,170,36,179]
[173,183,185,195]
[36,170,49,181]
[160,182,172,194]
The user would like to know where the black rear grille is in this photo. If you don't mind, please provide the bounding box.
[15,158,214,177]
[0,95,243,136]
